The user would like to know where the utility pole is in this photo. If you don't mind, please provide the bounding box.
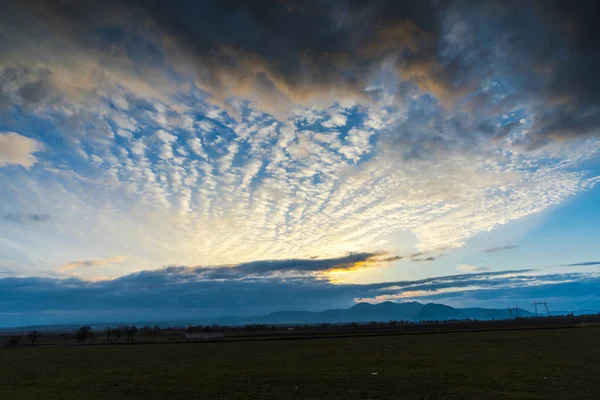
[533,301,551,317]
[508,306,521,319]
[542,301,551,316]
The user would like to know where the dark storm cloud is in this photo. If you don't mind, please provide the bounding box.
[4,0,600,144]
[528,1,600,140]
[483,245,519,254]
[136,0,600,143]
[4,0,437,100]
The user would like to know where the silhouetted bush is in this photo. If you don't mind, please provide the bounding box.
[6,336,20,348]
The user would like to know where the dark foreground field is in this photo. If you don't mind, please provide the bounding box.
[1,327,599,399]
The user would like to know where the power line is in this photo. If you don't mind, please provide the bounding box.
[574,292,600,308]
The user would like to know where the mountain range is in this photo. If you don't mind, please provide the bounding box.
[9,301,597,332]
[242,301,534,324]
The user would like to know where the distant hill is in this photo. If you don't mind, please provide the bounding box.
[243,301,535,324]
[5,301,580,333]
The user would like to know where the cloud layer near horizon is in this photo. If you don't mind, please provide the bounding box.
[1,260,599,326]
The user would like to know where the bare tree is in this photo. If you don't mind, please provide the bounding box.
[103,327,112,342]
[114,326,126,341]
[26,330,41,346]
[140,325,151,340]
[76,326,93,344]
[151,325,161,340]
[125,325,138,342]
[61,333,72,345]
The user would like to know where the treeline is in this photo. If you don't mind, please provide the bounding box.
[61,325,162,344]
[184,324,281,333]
[2,319,473,349]
[101,325,161,342]
[3,329,44,348]
[2,324,163,348]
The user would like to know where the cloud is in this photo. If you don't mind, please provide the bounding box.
[483,245,519,254]
[0,0,599,281]
[412,257,437,262]
[3,213,50,222]
[561,262,600,267]
[58,257,126,273]
[4,0,600,144]
[457,264,489,273]
[138,252,397,281]
[3,266,598,327]
[401,276,600,311]
[0,132,42,168]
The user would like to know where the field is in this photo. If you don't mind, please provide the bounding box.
[1,326,599,399]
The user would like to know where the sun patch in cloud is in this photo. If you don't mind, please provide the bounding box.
[457,264,490,273]
[323,253,401,280]
[58,256,126,273]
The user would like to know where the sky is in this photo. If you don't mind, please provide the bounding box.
[1,0,600,326]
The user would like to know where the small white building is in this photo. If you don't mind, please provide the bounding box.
[185,332,224,340]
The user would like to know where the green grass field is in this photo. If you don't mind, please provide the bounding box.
[1,327,599,399]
